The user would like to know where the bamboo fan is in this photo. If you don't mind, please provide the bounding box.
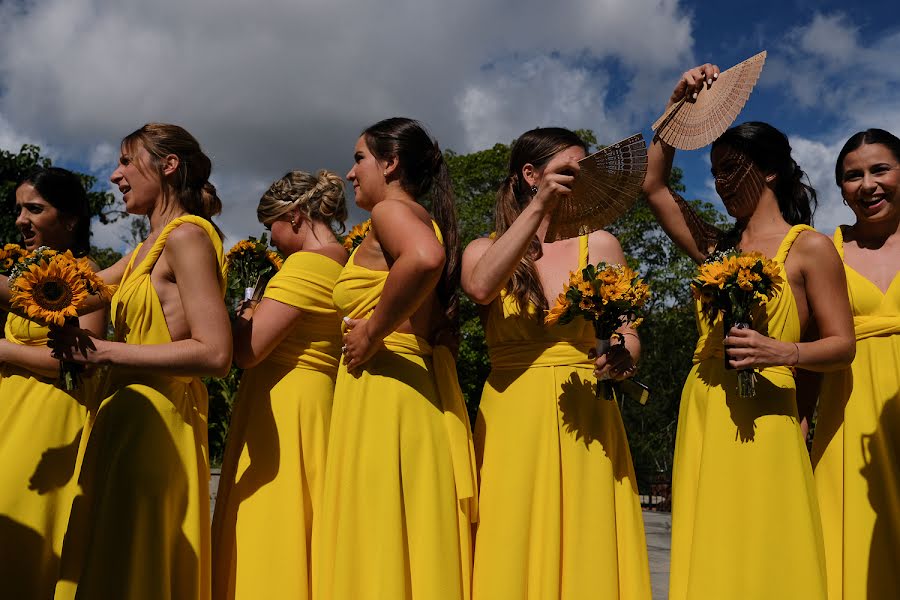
[652,50,767,150]
[544,133,647,242]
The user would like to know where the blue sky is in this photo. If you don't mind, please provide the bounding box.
[1,0,898,250]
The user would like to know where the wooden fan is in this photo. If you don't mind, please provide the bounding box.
[544,133,647,242]
[652,50,767,150]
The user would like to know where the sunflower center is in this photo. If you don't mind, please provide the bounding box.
[33,277,74,311]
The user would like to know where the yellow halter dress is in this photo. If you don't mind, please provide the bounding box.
[211,251,343,600]
[313,223,477,600]
[812,227,900,600]
[669,224,826,599]
[472,234,651,600]
[55,216,224,600]
[0,315,87,599]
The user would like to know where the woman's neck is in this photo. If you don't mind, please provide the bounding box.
[849,215,900,248]
[738,195,790,240]
[300,220,338,252]
[147,195,188,234]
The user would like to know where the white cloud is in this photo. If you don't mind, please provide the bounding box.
[0,0,695,240]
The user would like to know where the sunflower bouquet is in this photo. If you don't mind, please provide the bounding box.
[690,249,783,397]
[224,234,283,306]
[8,247,115,390]
[0,243,28,276]
[546,262,651,398]
[342,219,371,251]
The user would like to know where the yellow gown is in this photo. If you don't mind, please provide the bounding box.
[211,252,343,600]
[55,216,224,600]
[472,235,651,600]
[313,223,477,600]
[669,224,827,599]
[0,315,86,599]
[812,227,900,600]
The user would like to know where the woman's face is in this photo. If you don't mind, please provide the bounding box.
[347,136,387,212]
[266,210,304,256]
[711,145,766,219]
[110,143,163,216]
[15,183,76,252]
[839,143,900,224]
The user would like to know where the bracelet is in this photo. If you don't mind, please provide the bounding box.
[792,342,800,367]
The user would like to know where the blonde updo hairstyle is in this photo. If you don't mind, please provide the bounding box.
[122,122,223,235]
[257,169,348,234]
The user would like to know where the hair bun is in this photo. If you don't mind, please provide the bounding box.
[200,181,223,217]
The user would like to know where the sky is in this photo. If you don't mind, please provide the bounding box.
[1,0,899,252]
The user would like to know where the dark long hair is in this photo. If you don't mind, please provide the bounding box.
[835,128,900,185]
[19,167,91,256]
[496,127,587,317]
[363,117,460,326]
[712,122,817,226]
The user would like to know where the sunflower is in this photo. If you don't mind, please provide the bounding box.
[11,258,89,326]
[343,219,372,251]
[266,251,284,270]
[0,243,27,274]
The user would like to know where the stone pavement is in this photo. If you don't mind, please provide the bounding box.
[210,469,673,598]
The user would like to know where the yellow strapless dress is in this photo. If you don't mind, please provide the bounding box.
[0,315,87,599]
[472,234,650,600]
[669,224,826,599]
[55,216,224,600]
[211,252,343,600]
[812,227,900,600]
[313,223,477,600]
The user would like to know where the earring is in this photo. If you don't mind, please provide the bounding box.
[530,185,538,195]
[291,217,296,226]
[383,171,387,176]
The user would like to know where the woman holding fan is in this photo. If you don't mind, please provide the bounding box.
[642,64,855,599]
[211,169,348,600]
[461,127,651,599]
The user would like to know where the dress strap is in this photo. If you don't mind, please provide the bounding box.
[127,216,224,286]
[578,234,589,269]
[774,224,814,263]
[833,226,846,260]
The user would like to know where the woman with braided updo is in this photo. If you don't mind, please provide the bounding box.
[642,66,855,599]
[211,169,348,600]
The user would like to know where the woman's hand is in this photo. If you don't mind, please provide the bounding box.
[342,317,382,372]
[48,324,103,365]
[668,63,720,108]
[724,326,797,369]
[531,152,581,215]
[591,341,637,381]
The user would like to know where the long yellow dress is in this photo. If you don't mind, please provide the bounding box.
[472,234,651,600]
[812,227,900,600]
[55,216,224,600]
[313,223,477,600]
[669,224,827,599]
[211,252,343,600]
[0,315,86,599]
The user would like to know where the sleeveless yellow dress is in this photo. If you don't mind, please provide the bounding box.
[472,235,651,600]
[669,224,826,599]
[313,223,477,600]
[211,252,343,600]
[55,216,224,600]
[0,315,86,599]
[812,227,900,600]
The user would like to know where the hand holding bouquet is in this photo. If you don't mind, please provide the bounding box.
[224,235,283,307]
[690,250,783,397]
[545,262,651,399]
[9,246,115,390]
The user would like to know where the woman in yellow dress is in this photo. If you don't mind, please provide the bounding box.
[211,169,348,600]
[313,117,476,600]
[0,167,106,599]
[811,128,900,599]
[461,127,651,599]
[642,65,856,599]
[49,123,232,599]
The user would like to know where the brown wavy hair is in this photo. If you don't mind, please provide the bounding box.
[122,122,222,236]
[496,127,586,317]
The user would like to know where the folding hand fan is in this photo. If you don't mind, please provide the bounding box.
[652,50,767,150]
[544,133,647,242]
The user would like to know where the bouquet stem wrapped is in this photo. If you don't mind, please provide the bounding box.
[691,250,783,398]
[545,262,651,400]
[8,247,115,390]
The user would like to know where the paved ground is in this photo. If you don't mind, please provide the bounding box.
[211,470,673,598]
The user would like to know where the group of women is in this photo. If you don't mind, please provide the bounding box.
[0,61,896,600]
